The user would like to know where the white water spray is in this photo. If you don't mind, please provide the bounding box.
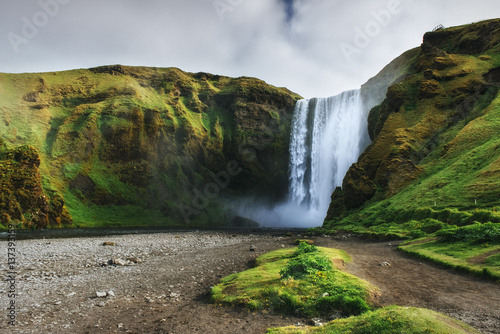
[289,89,366,212]
[238,89,370,227]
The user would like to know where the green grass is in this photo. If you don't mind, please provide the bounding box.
[267,306,479,334]
[63,190,170,228]
[399,239,500,280]
[211,244,378,318]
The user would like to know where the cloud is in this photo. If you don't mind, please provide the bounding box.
[0,0,498,98]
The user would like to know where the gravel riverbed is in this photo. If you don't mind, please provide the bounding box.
[1,231,499,333]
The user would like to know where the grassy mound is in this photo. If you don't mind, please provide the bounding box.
[267,306,479,334]
[211,243,379,318]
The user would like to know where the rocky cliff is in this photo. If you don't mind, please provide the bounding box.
[0,66,301,228]
[325,19,500,231]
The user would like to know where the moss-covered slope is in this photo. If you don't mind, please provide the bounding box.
[0,65,301,228]
[325,19,500,234]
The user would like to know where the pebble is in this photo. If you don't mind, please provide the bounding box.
[113,258,127,266]
[96,292,107,298]
[5,231,276,331]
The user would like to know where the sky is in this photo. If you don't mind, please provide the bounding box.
[0,0,499,98]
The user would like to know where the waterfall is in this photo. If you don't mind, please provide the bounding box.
[236,89,370,228]
[288,89,367,216]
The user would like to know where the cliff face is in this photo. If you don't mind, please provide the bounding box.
[0,66,301,228]
[0,137,71,229]
[325,19,500,227]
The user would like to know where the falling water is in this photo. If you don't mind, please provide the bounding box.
[236,89,370,227]
[288,89,367,214]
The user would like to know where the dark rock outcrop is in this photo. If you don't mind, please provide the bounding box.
[0,138,71,228]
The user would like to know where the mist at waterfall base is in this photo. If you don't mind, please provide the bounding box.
[237,89,371,228]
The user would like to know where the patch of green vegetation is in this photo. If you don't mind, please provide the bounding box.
[62,163,83,179]
[211,243,377,318]
[436,222,500,243]
[280,243,333,279]
[267,306,479,334]
[399,238,500,280]
[64,189,173,228]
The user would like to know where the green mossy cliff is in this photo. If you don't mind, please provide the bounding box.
[0,66,301,228]
[325,19,500,233]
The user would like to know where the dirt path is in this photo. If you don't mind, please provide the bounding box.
[318,236,500,334]
[2,232,499,334]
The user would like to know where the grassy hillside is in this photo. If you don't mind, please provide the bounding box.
[0,65,301,229]
[323,19,500,277]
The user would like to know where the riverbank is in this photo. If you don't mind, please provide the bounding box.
[1,232,498,333]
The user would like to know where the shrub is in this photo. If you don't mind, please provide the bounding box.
[410,229,426,239]
[280,253,332,279]
[292,241,318,256]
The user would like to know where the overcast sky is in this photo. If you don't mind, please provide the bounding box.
[0,0,498,98]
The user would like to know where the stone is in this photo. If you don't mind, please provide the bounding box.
[102,242,115,246]
[321,292,330,298]
[329,312,342,320]
[249,245,257,252]
[126,257,142,264]
[113,258,127,266]
[378,261,391,267]
[107,291,115,297]
[308,318,324,327]
[96,291,107,298]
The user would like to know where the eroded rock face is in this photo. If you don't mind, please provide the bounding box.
[418,80,446,99]
[342,164,376,210]
[0,139,71,228]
